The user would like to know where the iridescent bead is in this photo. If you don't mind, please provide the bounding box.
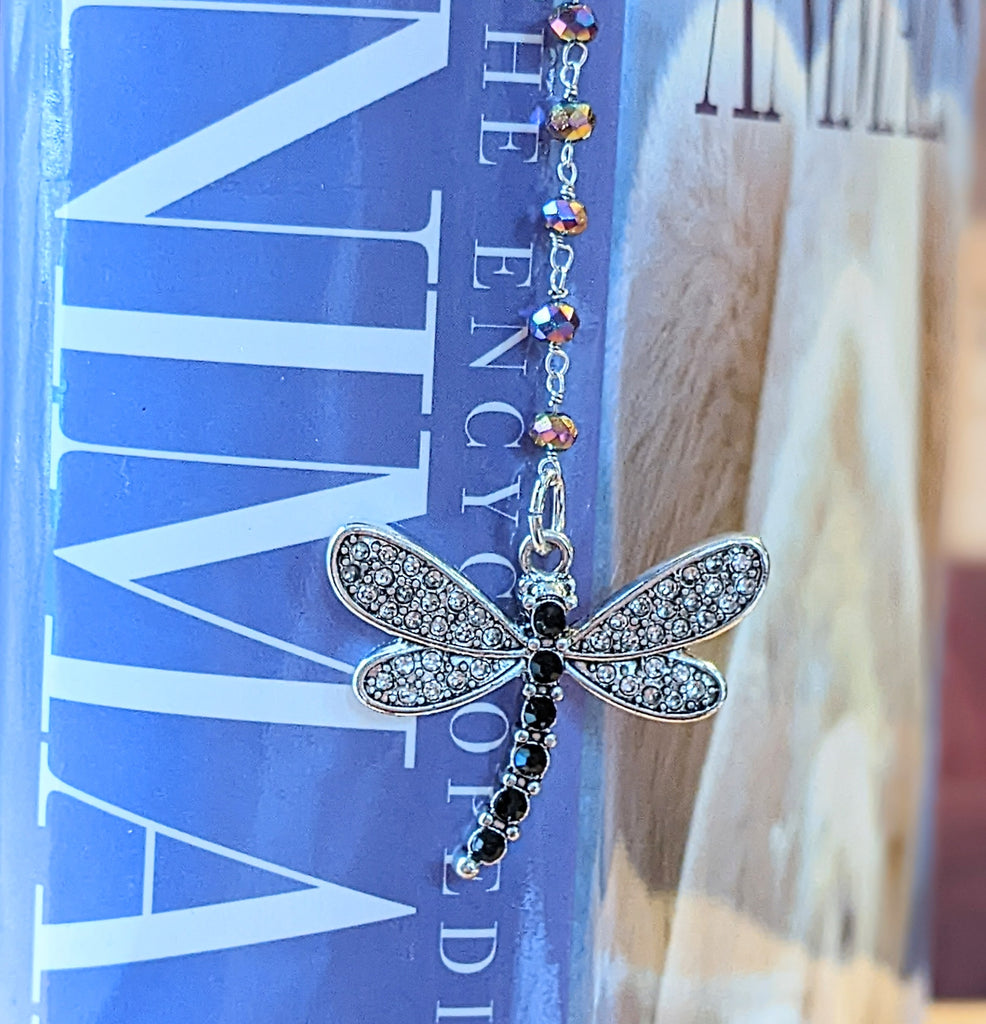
[548,3,598,43]
[530,412,578,451]
[530,302,580,344]
[546,102,596,142]
[543,197,587,235]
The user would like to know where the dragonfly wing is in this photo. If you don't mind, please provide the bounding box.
[328,524,527,657]
[568,651,726,722]
[355,641,524,715]
[567,535,768,660]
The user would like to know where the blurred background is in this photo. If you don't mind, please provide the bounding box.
[931,9,986,1021]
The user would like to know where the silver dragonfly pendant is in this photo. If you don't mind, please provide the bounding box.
[327,522,768,879]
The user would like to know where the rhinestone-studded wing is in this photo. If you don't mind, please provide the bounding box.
[328,524,527,657]
[567,535,769,660]
[567,651,726,721]
[355,641,525,715]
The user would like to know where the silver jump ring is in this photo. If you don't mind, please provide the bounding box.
[518,530,574,574]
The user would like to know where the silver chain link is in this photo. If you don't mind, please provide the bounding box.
[519,26,593,567]
[544,343,570,407]
[558,41,588,99]
[548,233,575,299]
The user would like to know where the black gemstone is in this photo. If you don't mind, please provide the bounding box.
[468,827,506,865]
[529,649,564,685]
[513,743,549,778]
[521,695,557,732]
[492,786,529,824]
[532,600,567,639]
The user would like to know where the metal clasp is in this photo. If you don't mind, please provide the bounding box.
[527,455,567,558]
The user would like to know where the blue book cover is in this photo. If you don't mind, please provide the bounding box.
[1,1,624,1021]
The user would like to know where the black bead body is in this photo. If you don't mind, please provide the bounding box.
[513,743,548,778]
[532,600,567,639]
[529,649,564,685]
[521,695,557,732]
[469,827,506,864]
[492,787,529,824]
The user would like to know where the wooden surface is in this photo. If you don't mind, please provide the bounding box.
[579,2,970,1020]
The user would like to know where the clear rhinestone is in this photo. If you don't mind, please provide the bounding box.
[468,607,487,626]
[423,680,442,701]
[619,677,638,695]
[672,664,690,683]
[672,619,689,637]
[645,624,663,644]
[405,610,422,629]
[483,626,503,647]
[422,651,442,672]
[395,655,415,675]
[421,592,442,613]
[374,568,394,587]
[718,593,738,614]
[351,541,370,561]
[657,579,677,598]
[470,660,490,679]
[596,664,616,684]
[356,584,377,605]
[682,591,700,611]
[703,556,722,572]
[656,603,673,619]
[666,692,683,710]
[377,544,397,562]
[402,555,420,575]
[642,685,659,706]
[447,590,468,611]
[644,658,663,678]
[449,669,468,690]
[380,601,398,620]
[703,578,723,597]
[737,577,756,596]
[424,569,444,590]
[454,624,476,643]
[609,613,627,631]
[682,565,700,583]
[395,585,413,604]
[340,563,361,584]
[397,686,418,705]
[683,679,704,700]
[697,609,717,629]
[731,550,752,572]
[375,671,394,691]
[629,597,652,617]
[430,617,449,636]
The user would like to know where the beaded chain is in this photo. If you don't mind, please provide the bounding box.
[326,0,769,885]
[453,2,601,879]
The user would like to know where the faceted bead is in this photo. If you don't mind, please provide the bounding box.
[532,600,567,638]
[529,649,564,685]
[547,102,596,142]
[530,412,578,451]
[468,827,506,865]
[521,695,557,731]
[492,787,529,824]
[548,3,599,43]
[530,302,580,345]
[543,197,588,235]
[513,743,549,778]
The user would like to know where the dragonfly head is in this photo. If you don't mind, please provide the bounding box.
[517,566,577,614]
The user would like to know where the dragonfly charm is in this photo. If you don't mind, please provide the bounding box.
[327,522,768,878]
